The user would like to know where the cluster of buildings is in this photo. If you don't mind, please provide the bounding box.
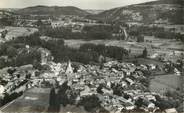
[0,58,181,112]
[24,60,183,112]
[7,13,100,33]
[51,60,181,113]
[0,65,36,102]
[51,18,109,33]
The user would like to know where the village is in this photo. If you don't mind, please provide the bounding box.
[0,0,184,113]
[0,48,183,113]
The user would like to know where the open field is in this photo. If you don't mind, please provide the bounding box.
[65,36,184,60]
[149,74,182,95]
[0,26,38,43]
[124,58,164,67]
[1,88,50,112]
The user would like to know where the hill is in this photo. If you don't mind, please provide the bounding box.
[15,5,90,16]
[0,10,17,17]
[89,0,183,24]
[85,9,104,14]
[0,10,19,26]
[141,0,183,5]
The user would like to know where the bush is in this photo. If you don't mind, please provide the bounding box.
[78,95,101,112]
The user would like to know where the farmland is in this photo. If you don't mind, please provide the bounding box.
[0,27,38,43]
[1,88,50,112]
[65,36,184,61]
[149,74,182,95]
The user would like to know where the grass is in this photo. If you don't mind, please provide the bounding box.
[0,27,38,41]
[64,36,184,61]
[149,74,181,95]
[2,88,50,112]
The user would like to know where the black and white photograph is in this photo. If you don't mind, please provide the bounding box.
[0,0,183,113]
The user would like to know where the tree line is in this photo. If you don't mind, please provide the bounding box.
[39,25,118,40]
[0,32,129,69]
[128,25,184,42]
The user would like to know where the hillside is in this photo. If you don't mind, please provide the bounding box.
[0,10,17,17]
[85,9,104,14]
[0,10,19,26]
[89,0,183,24]
[15,5,90,16]
[141,0,183,5]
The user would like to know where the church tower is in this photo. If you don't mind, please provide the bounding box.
[65,60,73,74]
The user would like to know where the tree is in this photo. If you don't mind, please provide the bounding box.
[0,58,7,69]
[135,98,144,108]
[6,46,17,58]
[15,48,41,67]
[0,17,15,26]
[58,81,70,107]
[98,55,105,69]
[7,68,16,75]
[0,44,8,56]
[97,84,103,94]
[35,19,43,27]
[137,35,144,42]
[1,30,8,39]
[112,84,123,96]
[78,94,101,112]
[25,73,31,79]
[48,87,59,112]
[139,78,150,87]
[142,48,148,58]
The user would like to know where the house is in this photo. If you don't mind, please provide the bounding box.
[121,81,128,87]
[145,95,156,101]
[38,48,52,65]
[0,85,5,96]
[51,21,65,28]
[148,102,156,110]
[71,23,84,33]
[102,88,113,95]
[80,86,97,97]
[125,78,135,85]
[112,26,128,40]
[164,108,178,113]
[126,22,143,27]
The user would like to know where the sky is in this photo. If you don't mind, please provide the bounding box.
[0,0,157,9]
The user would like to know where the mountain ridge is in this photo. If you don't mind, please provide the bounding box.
[89,0,183,24]
[15,5,90,16]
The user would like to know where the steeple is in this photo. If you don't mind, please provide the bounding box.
[65,60,73,74]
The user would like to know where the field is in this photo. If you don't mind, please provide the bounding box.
[0,87,89,113]
[1,88,50,112]
[149,74,182,95]
[65,36,184,60]
[0,26,38,43]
